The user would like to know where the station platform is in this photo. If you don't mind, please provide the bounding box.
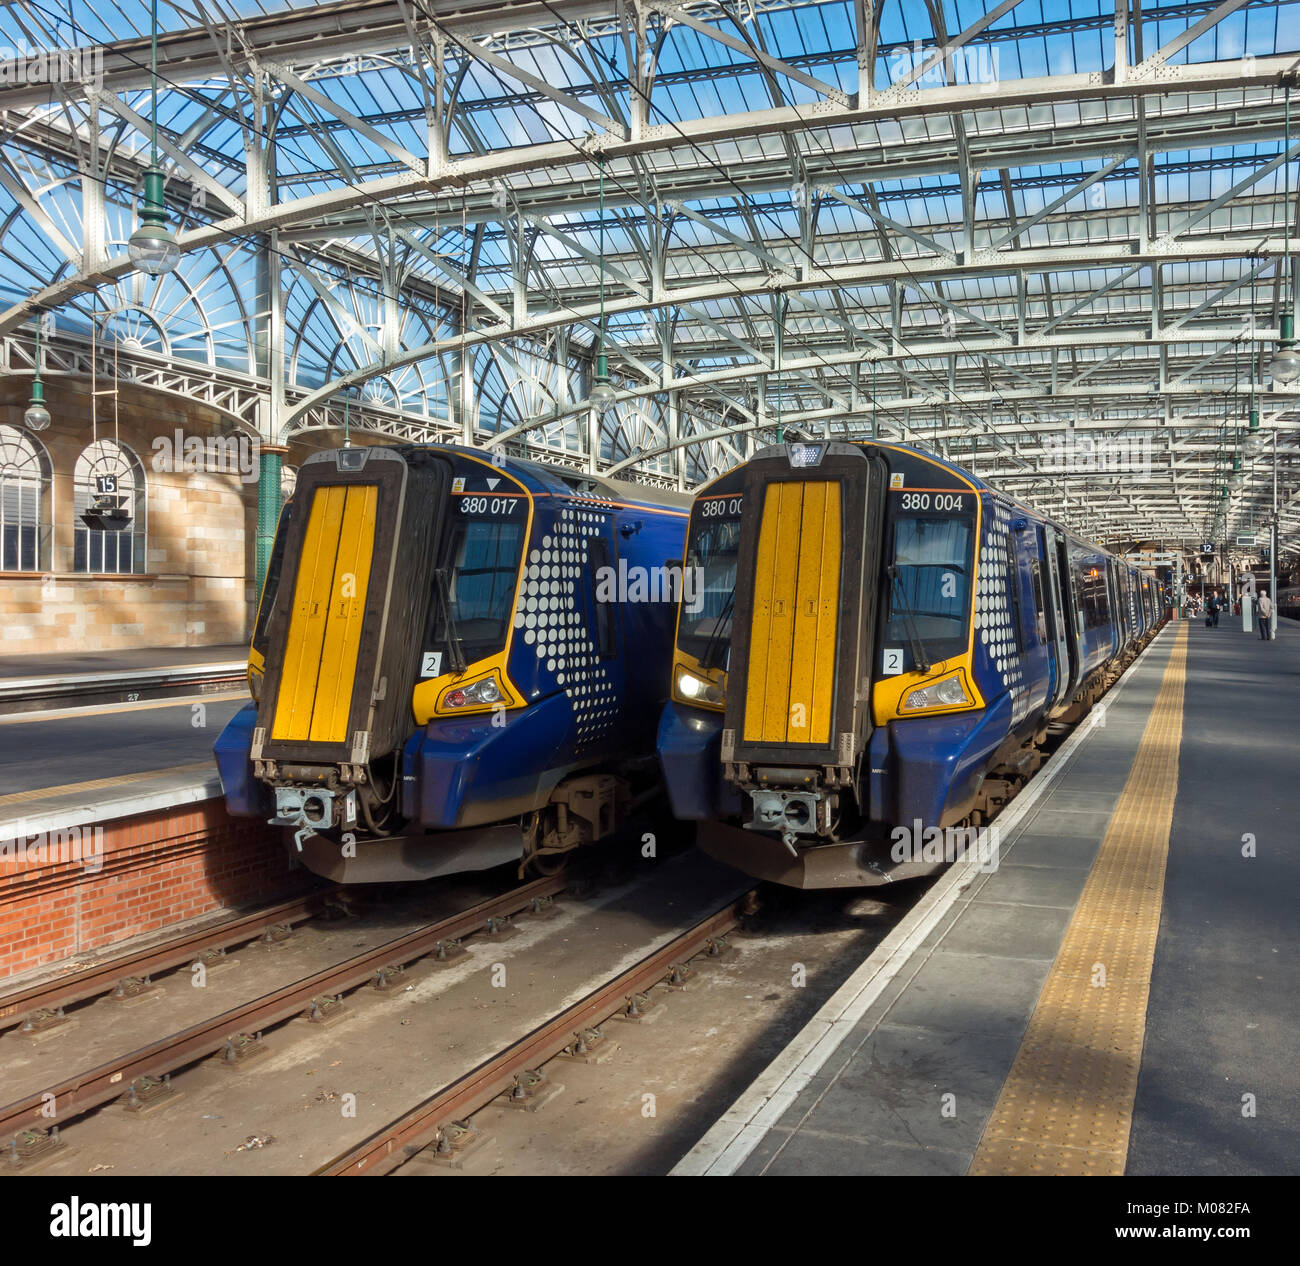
[678,616,1299,1177]
[0,643,246,680]
[0,693,246,807]
[0,642,247,723]
[0,642,248,839]
[0,647,282,982]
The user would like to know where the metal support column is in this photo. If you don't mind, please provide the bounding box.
[255,445,286,592]
[1270,429,1279,638]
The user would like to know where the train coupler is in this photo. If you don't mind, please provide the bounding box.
[270,785,357,834]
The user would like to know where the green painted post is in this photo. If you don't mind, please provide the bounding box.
[255,446,284,592]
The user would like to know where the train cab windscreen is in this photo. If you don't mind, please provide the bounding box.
[429,498,528,668]
[677,492,743,669]
[884,507,974,669]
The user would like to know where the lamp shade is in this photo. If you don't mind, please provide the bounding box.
[1270,343,1300,385]
[128,221,180,275]
[590,351,616,414]
[23,378,50,431]
[23,401,50,431]
[129,165,180,276]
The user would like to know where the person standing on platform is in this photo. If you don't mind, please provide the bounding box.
[1257,590,1273,641]
[1210,591,1221,627]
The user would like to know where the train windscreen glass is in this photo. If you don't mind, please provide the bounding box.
[677,494,742,668]
[430,497,527,664]
[886,506,974,668]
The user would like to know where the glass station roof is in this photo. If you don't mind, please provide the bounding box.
[1,0,1298,548]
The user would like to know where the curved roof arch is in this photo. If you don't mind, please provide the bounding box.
[0,0,1297,553]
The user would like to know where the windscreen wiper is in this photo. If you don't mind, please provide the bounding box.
[434,566,468,673]
[887,564,932,674]
[699,586,735,671]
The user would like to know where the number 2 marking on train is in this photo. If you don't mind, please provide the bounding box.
[421,652,443,678]
[882,648,904,675]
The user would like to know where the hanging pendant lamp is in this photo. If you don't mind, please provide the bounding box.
[128,0,180,276]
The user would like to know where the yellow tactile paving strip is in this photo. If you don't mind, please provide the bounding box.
[970,622,1189,1175]
[0,761,215,810]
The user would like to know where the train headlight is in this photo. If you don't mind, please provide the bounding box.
[901,673,972,713]
[674,665,725,710]
[439,674,506,712]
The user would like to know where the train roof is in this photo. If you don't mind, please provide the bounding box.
[695,437,1138,568]
[402,441,693,513]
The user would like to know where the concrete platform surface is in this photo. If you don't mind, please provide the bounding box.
[677,617,1299,1177]
[0,695,245,806]
[0,643,247,681]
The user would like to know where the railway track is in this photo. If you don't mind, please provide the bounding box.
[0,876,566,1169]
[317,893,751,1176]
[0,887,344,1034]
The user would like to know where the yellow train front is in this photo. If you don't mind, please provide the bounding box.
[215,444,690,881]
[657,438,1161,888]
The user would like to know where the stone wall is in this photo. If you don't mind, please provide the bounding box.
[0,375,393,656]
[0,376,255,654]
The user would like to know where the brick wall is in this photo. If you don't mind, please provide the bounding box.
[0,801,323,981]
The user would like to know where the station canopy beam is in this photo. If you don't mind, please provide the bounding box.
[0,0,1297,548]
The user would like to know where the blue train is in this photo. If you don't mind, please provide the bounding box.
[657,439,1165,888]
[215,444,690,881]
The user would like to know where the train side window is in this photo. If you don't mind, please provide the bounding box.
[587,535,618,659]
[1071,566,1088,636]
[1006,531,1025,652]
[1093,570,1111,628]
[1029,558,1047,644]
[1047,556,1067,642]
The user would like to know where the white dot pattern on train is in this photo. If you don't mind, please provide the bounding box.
[513,506,619,747]
[974,504,1025,699]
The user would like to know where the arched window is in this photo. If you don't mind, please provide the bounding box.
[0,425,52,571]
[74,440,147,574]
